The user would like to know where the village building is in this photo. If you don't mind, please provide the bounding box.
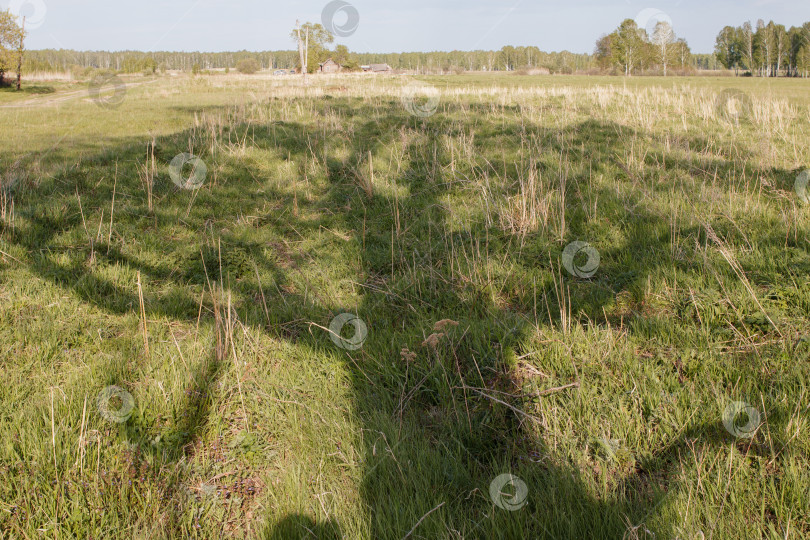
[361,64,393,73]
[319,59,341,74]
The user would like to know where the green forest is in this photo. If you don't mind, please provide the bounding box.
[5,15,810,80]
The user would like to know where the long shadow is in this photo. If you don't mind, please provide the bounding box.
[262,513,341,539]
[1,95,804,538]
[314,115,635,537]
[254,104,803,537]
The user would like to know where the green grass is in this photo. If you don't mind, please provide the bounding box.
[1,73,809,539]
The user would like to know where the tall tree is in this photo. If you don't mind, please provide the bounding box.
[758,21,776,76]
[652,21,676,76]
[594,34,614,70]
[675,39,692,70]
[754,20,768,76]
[612,19,647,76]
[797,22,810,77]
[741,21,756,73]
[787,26,806,76]
[291,22,334,75]
[715,26,743,74]
[333,44,359,71]
[773,23,788,76]
[0,9,24,87]
[499,46,517,71]
[15,16,24,89]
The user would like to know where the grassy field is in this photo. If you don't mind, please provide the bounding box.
[0,72,809,539]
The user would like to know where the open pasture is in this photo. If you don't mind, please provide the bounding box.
[0,73,809,539]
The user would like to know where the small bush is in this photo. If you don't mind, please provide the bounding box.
[69,64,95,81]
[236,59,261,74]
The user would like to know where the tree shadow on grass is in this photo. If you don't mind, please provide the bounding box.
[260,513,341,539]
[0,84,56,94]
[247,107,799,537]
[1,95,805,538]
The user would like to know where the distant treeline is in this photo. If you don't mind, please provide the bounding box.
[23,46,715,76]
[715,20,810,77]
[23,50,299,74]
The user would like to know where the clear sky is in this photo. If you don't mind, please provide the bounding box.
[4,0,809,55]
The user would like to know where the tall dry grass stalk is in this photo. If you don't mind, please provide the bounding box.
[549,257,571,335]
[703,222,783,338]
[358,150,375,199]
[138,140,156,212]
[495,163,567,240]
[0,188,14,223]
[0,162,24,225]
[137,271,150,359]
[498,166,547,236]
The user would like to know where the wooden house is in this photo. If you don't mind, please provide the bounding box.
[319,59,341,74]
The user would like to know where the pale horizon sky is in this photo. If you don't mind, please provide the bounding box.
[3,0,809,55]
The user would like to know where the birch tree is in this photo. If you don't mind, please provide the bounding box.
[652,21,676,76]
[741,21,755,72]
[758,21,775,76]
[291,22,333,76]
[773,23,788,76]
[715,25,743,73]
[613,19,647,76]
[675,39,692,70]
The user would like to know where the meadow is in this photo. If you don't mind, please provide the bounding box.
[0,72,808,539]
